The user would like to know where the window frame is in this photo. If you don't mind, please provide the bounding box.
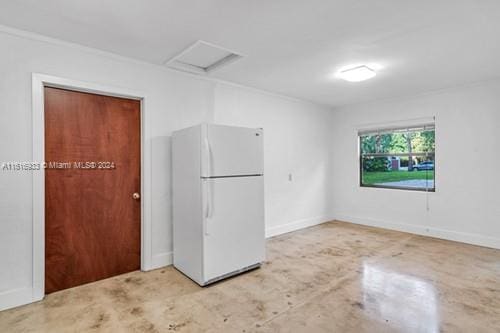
[358,125,436,192]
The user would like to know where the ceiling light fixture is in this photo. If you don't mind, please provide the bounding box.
[337,65,376,82]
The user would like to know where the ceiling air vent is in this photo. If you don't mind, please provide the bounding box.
[165,40,244,75]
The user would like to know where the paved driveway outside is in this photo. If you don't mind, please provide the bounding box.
[375,179,434,189]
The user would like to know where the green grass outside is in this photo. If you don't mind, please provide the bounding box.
[362,170,434,185]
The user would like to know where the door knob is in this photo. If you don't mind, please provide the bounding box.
[132,192,140,200]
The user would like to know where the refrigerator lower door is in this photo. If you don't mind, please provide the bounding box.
[202,176,265,283]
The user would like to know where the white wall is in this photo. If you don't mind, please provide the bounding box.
[0,29,333,310]
[214,84,334,237]
[331,81,500,249]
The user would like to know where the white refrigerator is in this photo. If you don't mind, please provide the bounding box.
[172,123,265,286]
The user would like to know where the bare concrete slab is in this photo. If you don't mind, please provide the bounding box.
[1,221,498,332]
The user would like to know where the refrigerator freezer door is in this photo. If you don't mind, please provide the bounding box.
[202,124,263,177]
[202,176,265,282]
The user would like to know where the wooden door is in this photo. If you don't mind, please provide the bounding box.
[44,87,141,294]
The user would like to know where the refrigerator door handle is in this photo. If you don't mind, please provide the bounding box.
[204,180,213,235]
[207,181,213,219]
[204,180,209,219]
[204,180,209,234]
[204,136,213,235]
[204,137,211,177]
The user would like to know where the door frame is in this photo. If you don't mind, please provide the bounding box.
[32,73,152,302]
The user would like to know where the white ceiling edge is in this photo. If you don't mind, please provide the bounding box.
[333,76,500,112]
[0,24,327,109]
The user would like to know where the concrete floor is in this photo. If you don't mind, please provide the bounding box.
[1,221,499,332]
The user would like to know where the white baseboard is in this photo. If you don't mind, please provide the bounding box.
[266,215,332,238]
[0,287,34,312]
[334,214,500,250]
[149,251,173,270]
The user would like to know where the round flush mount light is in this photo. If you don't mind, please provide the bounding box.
[337,65,377,82]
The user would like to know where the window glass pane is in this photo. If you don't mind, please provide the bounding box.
[411,130,435,153]
[387,133,408,153]
[360,133,401,154]
[359,126,435,191]
[360,129,435,155]
[361,155,435,190]
[360,135,377,154]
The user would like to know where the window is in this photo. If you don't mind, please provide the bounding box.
[359,124,435,191]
